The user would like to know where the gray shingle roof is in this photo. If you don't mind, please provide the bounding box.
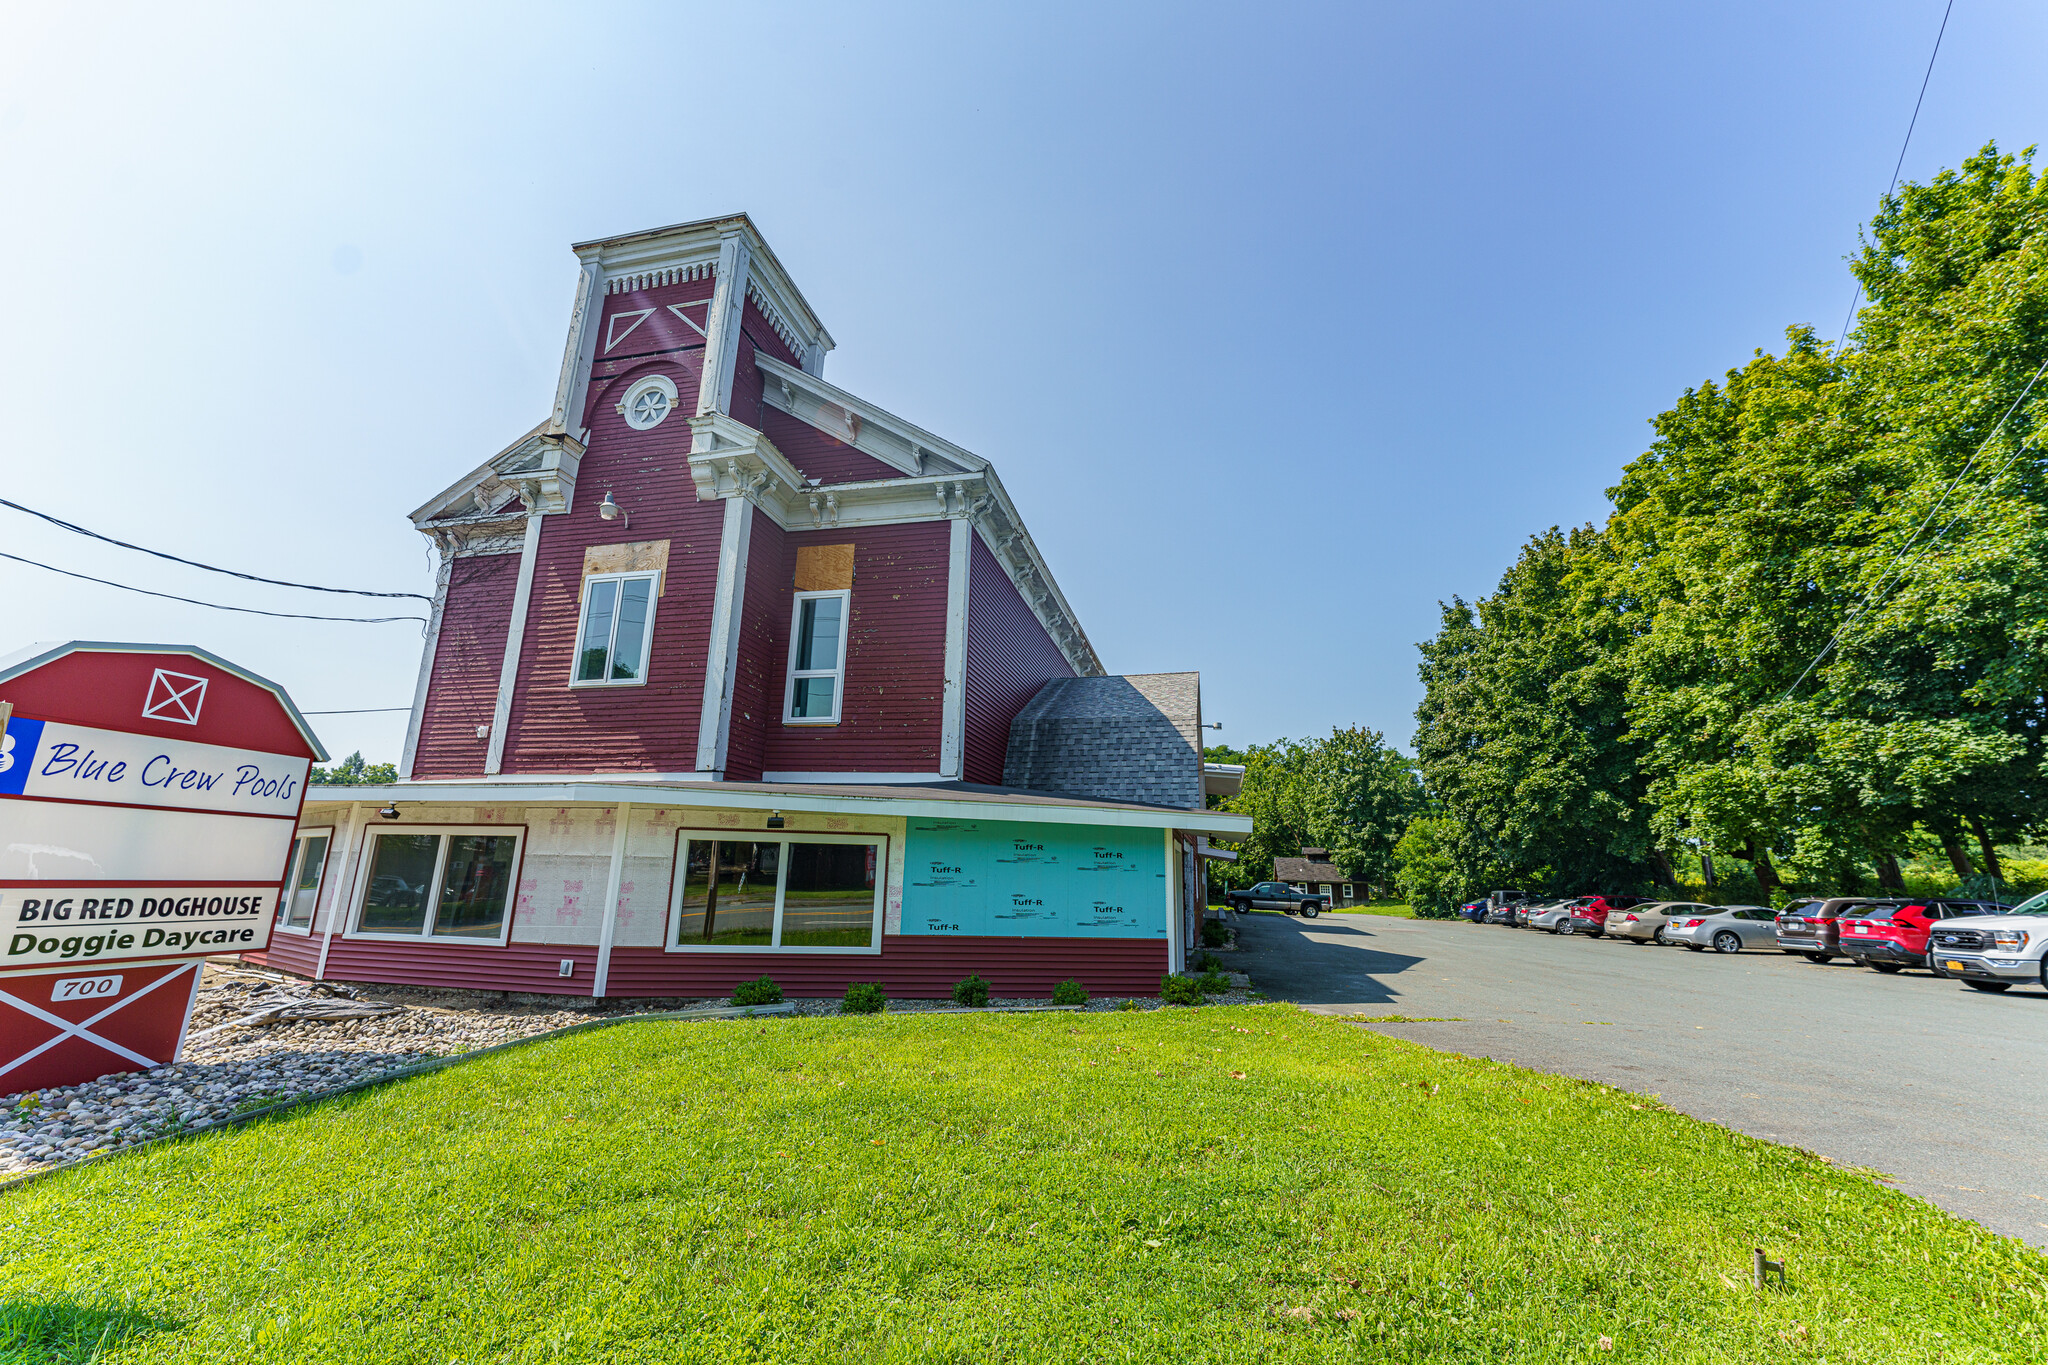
[1002,672,1203,811]
[1273,857,1352,883]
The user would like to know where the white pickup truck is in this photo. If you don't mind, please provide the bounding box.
[1928,890,2048,993]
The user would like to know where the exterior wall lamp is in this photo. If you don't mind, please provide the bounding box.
[598,491,629,530]
[377,803,401,821]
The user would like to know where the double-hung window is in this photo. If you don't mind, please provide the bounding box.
[351,826,524,944]
[277,828,332,933]
[784,589,849,723]
[574,571,658,685]
[668,831,883,952]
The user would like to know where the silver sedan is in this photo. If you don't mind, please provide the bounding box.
[1662,906,1778,954]
[1526,899,1593,933]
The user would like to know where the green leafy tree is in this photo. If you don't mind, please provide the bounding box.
[311,751,399,786]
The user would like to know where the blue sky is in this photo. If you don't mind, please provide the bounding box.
[3,1,2045,765]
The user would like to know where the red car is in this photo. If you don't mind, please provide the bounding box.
[1565,896,1649,937]
[1837,898,2014,973]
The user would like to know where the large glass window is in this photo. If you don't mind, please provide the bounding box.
[354,828,523,942]
[670,832,883,951]
[574,572,657,685]
[785,589,848,722]
[278,830,331,932]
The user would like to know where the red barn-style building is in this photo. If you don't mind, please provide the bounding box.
[252,214,1247,1000]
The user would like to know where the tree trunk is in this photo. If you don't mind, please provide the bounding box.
[1650,849,1676,888]
[1746,843,1781,892]
[1875,852,1906,892]
[1966,814,2003,882]
[1936,824,1975,878]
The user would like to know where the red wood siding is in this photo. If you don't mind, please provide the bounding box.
[411,551,519,779]
[500,359,718,774]
[760,405,903,485]
[602,937,1167,999]
[963,533,1075,784]
[742,294,801,368]
[243,929,321,978]
[729,335,764,428]
[721,505,788,781]
[756,521,950,775]
[318,936,604,994]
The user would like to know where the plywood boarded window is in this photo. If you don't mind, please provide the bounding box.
[794,543,855,592]
[583,539,671,596]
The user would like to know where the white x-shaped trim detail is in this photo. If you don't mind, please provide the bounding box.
[0,963,199,1078]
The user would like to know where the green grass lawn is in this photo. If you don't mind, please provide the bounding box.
[2,1006,2041,1363]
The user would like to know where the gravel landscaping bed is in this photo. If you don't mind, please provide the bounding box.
[0,964,1253,1178]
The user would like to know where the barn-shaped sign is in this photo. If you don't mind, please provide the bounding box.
[0,642,326,1092]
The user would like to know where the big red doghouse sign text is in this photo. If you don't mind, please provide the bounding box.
[5,887,272,968]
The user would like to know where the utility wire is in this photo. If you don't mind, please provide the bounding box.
[0,496,432,602]
[0,550,428,624]
[302,707,414,714]
[1782,356,2048,698]
[1833,0,1956,351]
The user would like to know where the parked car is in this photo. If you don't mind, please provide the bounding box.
[1837,899,2013,973]
[1566,895,1650,937]
[1459,901,1489,924]
[1662,906,1778,953]
[1227,881,1324,917]
[1927,890,2048,992]
[1606,901,1713,944]
[1481,890,1540,925]
[1774,898,1909,962]
[1528,898,1595,933]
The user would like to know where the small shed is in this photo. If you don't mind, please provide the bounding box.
[1271,848,1367,906]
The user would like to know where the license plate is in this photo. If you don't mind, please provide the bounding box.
[1945,960,1966,972]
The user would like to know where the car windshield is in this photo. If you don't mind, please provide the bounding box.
[2002,890,2048,916]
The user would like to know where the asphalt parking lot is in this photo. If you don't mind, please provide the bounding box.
[1233,910,2048,1249]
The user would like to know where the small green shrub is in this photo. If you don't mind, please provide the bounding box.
[1116,997,1141,1011]
[841,981,887,1015]
[1191,950,1222,974]
[952,974,991,1007]
[1051,978,1089,1006]
[1200,920,1229,948]
[1197,969,1232,994]
[731,975,783,1007]
[1158,973,1205,1006]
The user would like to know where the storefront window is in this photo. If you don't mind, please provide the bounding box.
[354,828,523,942]
[669,832,882,951]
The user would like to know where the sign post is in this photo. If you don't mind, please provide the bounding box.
[0,642,326,1093]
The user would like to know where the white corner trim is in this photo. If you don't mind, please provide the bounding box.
[399,547,454,781]
[697,231,752,418]
[485,513,545,775]
[695,498,754,776]
[1165,829,1184,975]
[939,518,970,779]
[592,801,633,997]
[314,803,367,980]
[551,258,606,442]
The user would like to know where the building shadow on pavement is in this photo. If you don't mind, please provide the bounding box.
[1230,912,1423,1006]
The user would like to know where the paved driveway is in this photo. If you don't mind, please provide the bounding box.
[1232,910,2048,1249]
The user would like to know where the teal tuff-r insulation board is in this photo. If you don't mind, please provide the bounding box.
[902,818,1165,937]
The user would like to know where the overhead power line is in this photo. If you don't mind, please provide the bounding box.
[302,707,414,714]
[0,496,432,602]
[1833,0,1956,350]
[0,550,428,624]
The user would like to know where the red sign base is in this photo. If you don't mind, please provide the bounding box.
[0,961,204,1094]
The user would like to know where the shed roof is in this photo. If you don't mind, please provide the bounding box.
[1273,856,1352,883]
[1002,672,1203,811]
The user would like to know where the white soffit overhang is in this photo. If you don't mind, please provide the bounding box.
[755,354,985,478]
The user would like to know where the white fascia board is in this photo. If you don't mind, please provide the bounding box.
[760,771,949,783]
[572,213,833,360]
[755,354,988,476]
[410,423,585,528]
[969,470,1105,677]
[318,781,1254,835]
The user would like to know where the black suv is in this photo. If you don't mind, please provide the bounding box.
[1228,881,1326,917]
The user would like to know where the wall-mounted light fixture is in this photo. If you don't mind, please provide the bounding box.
[766,811,785,829]
[1203,722,1223,730]
[598,491,629,530]
[377,803,401,821]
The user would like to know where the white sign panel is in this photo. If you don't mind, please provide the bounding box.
[0,800,295,882]
[2,885,276,968]
[0,716,309,816]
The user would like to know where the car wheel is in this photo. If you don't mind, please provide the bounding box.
[1230,900,1248,914]
[1871,962,1903,974]
[1965,981,2012,993]
[1587,930,1603,939]
[1652,926,1667,945]
[1559,922,1576,936]
[1812,953,1834,964]
[1712,931,1742,955]
[1686,944,1705,952]
[1302,902,1319,919]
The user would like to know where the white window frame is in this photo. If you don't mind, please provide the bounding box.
[1342,883,1356,903]
[570,570,660,689]
[276,827,334,936]
[664,829,886,954]
[619,373,678,430]
[783,588,850,725]
[345,824,527,946]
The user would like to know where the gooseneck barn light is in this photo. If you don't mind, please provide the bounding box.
[598,491,629,530]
